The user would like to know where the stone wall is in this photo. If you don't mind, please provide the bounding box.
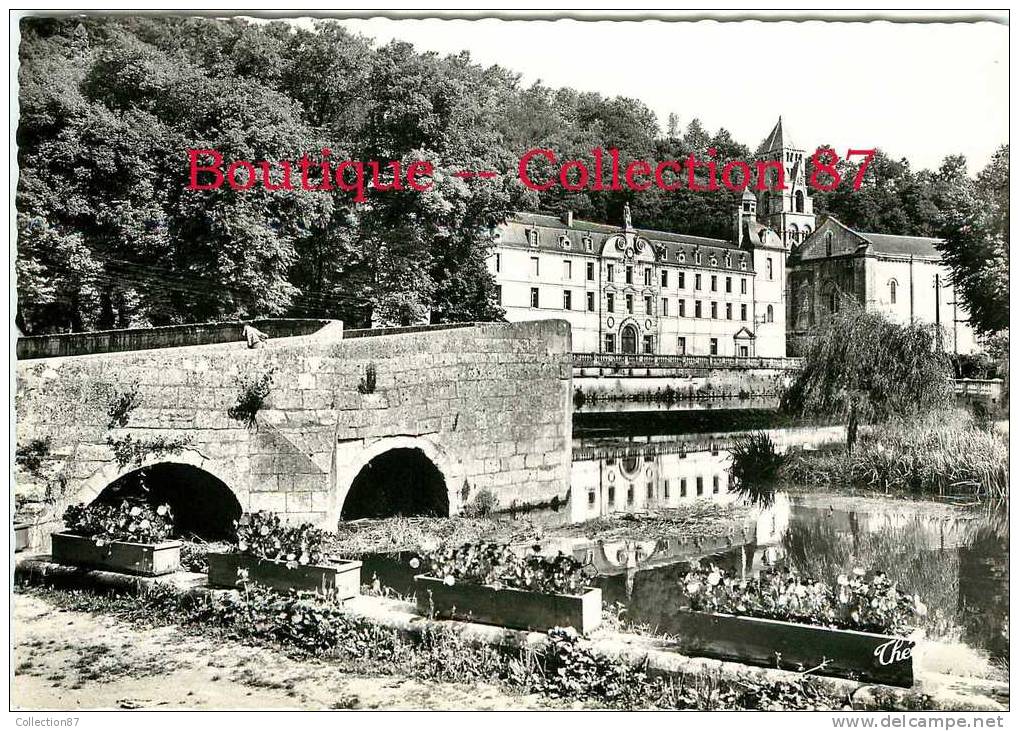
[15,319,572,544]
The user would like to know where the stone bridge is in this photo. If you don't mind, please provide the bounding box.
[15,319,572,547]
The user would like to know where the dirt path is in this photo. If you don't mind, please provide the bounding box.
[12,593,563,710]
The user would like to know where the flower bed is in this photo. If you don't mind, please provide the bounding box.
[207,512,361,598]
[673,567,923,686]
[52,501,181,576]
[412,543,602,634]
[14,522,31,552]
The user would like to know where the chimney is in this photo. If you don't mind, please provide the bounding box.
[561,210,574,227]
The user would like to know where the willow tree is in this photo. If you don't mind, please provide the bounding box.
[781,303,954,449]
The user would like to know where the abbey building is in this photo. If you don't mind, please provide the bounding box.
[488,118,978,357]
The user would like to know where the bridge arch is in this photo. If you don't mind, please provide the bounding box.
[336,436,457,521]
[67,451,246,540]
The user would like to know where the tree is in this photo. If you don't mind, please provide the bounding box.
[781,303,954,448]
[935,145,1009,336]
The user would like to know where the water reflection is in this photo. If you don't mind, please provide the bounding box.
[564,435,1008,664]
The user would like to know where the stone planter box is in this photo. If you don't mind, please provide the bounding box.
[14,522,31,552]
[50,532,182,576]
[672,609,915,687]
[207,552,362,598]
[413,574,602,635]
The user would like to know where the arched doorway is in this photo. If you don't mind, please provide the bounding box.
[94,463,242,540]
[621,324,638,354]
[340,448,449,520]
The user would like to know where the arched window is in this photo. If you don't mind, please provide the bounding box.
[828,288,840,314]
[795,190,805,213]
[889,279,898,305]
[766,304,774,323]
[803,225,812,239]
[825,232,834,257]
[789,223,799,242]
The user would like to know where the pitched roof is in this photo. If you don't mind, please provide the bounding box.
[757,116,796,154]
[856,232,942,258]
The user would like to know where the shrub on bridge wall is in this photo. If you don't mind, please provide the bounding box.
[227,368,276,428]
[106,433,193,469]
[106,384,141,429]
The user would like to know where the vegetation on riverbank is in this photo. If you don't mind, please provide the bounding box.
[14,584,921,711]
[782,412,1008,501]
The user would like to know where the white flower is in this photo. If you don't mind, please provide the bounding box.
[409,558,421,569]
[443,575,455,586]
[707,571,722,586]
[915,600,928,617]
[853,567,866,577]
[129,506,142,517]
[836,574,849,586]
[685,582,701,595]
[156,505,168,516]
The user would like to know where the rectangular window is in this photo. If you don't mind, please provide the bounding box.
[696,476,704,496]
[643,335,654,354]
[741,278,747,294]
[677,336,686,355]
[678,272,685,289]
[680,478,687,497]
[664,480,670,498]
[709,338,718,355]
[586,291,595,311]
[711,275,717,292]
[528,229,539,246]
[495,253,501,273]
[767,257,774,280]
[695,273,702,290]
[607,264,615,281]
[604,334,615,353]
[661,298,669,316]
[563,260,572,280]
[678,299,686,317]
[713,475,720,494]
[695,300,702,318]
[711,301,718,319]
[586,262,595,281]
[644,296,653,315]
[626,294,634,314]
[625,266,633,284]
[726,303,732,320]
[588,490,596,505]
[661,270,669,287]
[530,256,539,276]
[563,290,572,310]
[646,483,653,500]
[530,287,539,308]
[607,293,615,313]
[627,486,634,505]
[495,285,502,305]
[741,304,747,321]
[644,268,652,286]
[725,276,732,293]
[608,486,615,505]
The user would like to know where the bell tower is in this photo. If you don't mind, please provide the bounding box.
[755,117,816,247]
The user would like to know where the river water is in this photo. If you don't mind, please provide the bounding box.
[365,423,1009,668]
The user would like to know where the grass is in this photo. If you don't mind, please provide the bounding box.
[782,411,1008,501]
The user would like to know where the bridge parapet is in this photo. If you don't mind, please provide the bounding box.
[17,319,338,360]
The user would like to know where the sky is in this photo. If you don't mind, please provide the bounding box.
[327,16,1008,174]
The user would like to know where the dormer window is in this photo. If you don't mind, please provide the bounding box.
[825,231,834,257]
[740,257,748,271]
[724,255,732,267]
[559,235,571,249]
[710,255,718,267]
[528,229,539,247]
[678,253,686,263]
[582,236,593,252]
[695,251,702,265]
